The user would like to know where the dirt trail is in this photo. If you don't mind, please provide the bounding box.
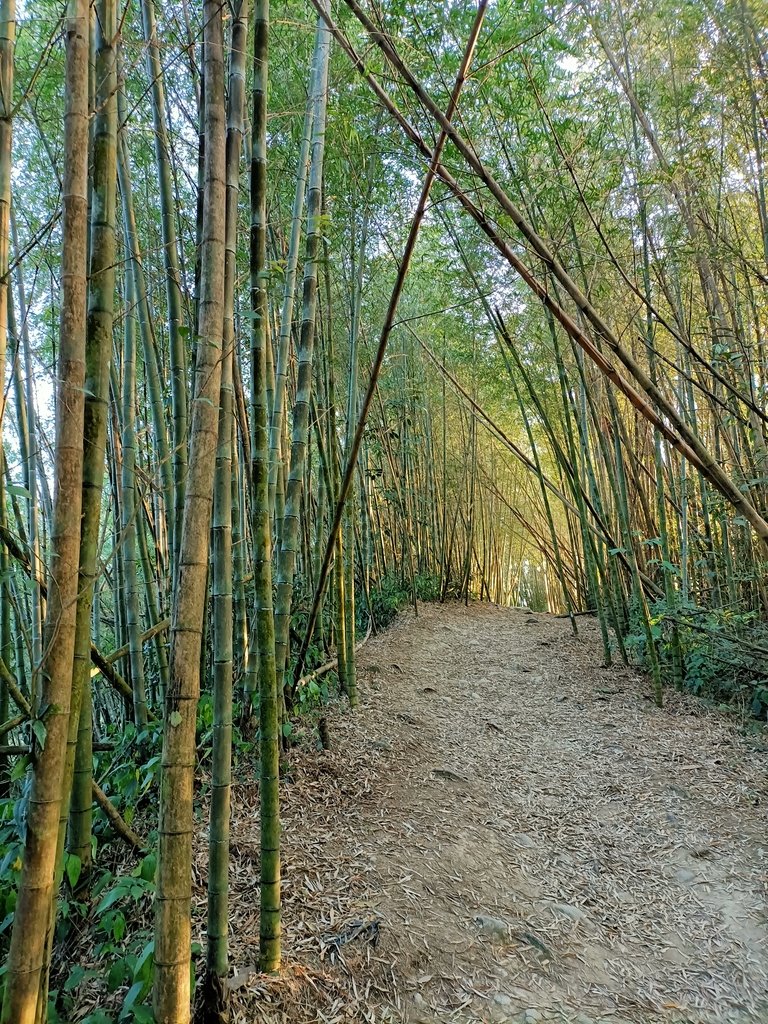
[229,602,768,1024]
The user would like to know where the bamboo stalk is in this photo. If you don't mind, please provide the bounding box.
[1,3,89,1019]
[205,0,248,1002]
[153,0,227,1017]
[250,0,281,974]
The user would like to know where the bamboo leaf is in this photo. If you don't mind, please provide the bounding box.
[65,853,82,890]
[31,719,47,750]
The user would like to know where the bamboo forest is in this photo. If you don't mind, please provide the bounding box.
[1,0,768,1020]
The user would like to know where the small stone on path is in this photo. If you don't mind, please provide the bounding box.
[474,914,509,939]
[552,902,588,922]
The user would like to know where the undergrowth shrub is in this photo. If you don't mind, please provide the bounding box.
[0,706,231,1023]
[366,572,440,630]
[625,597,768,717]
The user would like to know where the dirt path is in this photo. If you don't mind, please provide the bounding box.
[229,602,768,1024]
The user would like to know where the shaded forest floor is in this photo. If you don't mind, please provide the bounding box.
[226,602,768,1024]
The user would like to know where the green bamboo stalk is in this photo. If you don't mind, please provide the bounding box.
[121,267,148,726]
[10,215,43,679]
[550,323,613,663]
[231,411,249,686]
[324,308,347,692]
[205,0,248,1004]
[608,395,663,706]
[61,3,120,912]
[0,462,9,796]
[68,680,92,876]
[116,105,175,596]
[250,0,281,973]
[273,3,331,688]
[0,0,12,802]
[153,0,226,1017]
[139,0,188,569]
[341,242,366,703]
[137,499,170,702]
[501,343,577,624]
[612,25,686,686]
[267,32,319,516]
